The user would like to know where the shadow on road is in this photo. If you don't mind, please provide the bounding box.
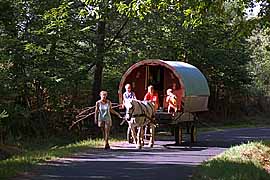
[19,150,196,180]
[16,127,270,180]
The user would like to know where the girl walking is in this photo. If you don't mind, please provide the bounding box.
[95,91,122,149]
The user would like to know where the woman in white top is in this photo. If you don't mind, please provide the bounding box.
[95,91,121,149]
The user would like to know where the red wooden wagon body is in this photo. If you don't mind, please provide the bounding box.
[118,59,210,144]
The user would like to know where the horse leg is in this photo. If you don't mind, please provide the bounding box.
[130,125,137,144]
[148,124,155,148]
[141,126,145,146]
[136,127,142,149]
[127,125,132,143]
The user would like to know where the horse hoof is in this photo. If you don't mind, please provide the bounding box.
[148,144,153,148]
[136,145,142,149]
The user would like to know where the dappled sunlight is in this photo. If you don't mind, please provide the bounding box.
[193,159,270,180]
[13,128,270,180]
[193,141,270,180]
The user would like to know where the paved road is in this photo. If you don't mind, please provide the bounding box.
[17,128,270,180]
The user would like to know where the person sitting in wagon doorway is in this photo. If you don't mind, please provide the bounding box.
[144,85,159,111]
[95,91,122,150]
[166,88,178,114]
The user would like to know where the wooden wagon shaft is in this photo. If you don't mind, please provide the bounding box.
[69,111,96,130]
[69,103,122,130]
[75,106,95,119]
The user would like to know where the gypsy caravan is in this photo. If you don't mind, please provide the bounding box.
[118,59,210,144]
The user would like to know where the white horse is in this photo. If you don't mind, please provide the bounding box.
[124,99,156,149]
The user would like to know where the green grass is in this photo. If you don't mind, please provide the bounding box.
[192,141,270,180]
[198,114,270,132]
[0,137,122,179]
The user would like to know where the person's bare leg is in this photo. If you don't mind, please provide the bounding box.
[104,125,110,149]
[101,126,105,141]
[100,126,107,148]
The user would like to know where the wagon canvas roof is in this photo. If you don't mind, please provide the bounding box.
[119,59,210,97]
[161,60,210,96]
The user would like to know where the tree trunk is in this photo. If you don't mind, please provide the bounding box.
[91,21,106,105]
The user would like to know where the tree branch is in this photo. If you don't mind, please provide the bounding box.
[55,48,86,59]
[105,17,129,50]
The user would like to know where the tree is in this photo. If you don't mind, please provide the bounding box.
[248,27,270,95]
[0,0,269,139]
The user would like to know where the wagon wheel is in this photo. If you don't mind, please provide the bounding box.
[190,124,197,143]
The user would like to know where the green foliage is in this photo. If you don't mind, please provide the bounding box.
[0,110,9,144]
[186,17,253,90]
[0,0,269,141]
[248,28,270,95]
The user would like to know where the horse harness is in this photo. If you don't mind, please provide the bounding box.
[127,100,155,124]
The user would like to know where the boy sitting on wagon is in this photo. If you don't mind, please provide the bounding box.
[123,83,137,103]
[122,83,137,143]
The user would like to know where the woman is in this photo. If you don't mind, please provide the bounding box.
[144,85,159,111]
[95,91,122,149]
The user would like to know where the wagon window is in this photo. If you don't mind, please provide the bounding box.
[146,66,164,92]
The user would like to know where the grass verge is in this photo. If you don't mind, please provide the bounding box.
[192,141,270,180]
[0,137,121,179]
[198,114,270,132]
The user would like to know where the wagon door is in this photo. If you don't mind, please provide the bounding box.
[122,66,146,100]
[163,68,183,111]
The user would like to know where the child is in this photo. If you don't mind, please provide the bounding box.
[123,83,137,105]
[144,85,159,111]
[95,91,122,149]
[166,88,177,113]
[122,84,137,143]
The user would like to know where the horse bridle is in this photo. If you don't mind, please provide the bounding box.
[126,105,135,121]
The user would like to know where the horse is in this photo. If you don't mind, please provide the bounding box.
[123,99,156,149]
